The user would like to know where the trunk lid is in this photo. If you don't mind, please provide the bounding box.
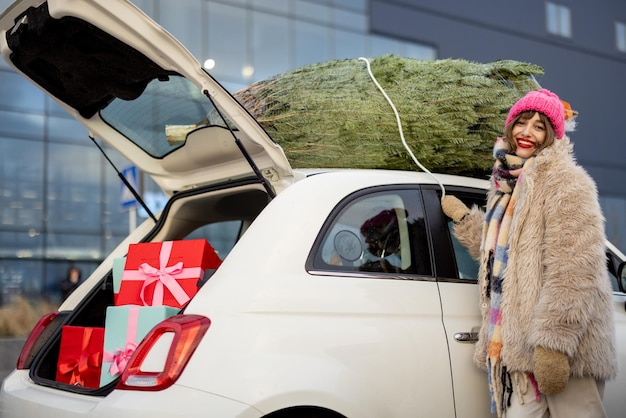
[0,0,294,196]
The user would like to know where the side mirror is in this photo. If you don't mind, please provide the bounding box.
[618,261,626,294]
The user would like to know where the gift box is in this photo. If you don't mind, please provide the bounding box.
[112,257,125,305]
[55,325,105,388]
[117,239,221,308]
[100,305,178,386]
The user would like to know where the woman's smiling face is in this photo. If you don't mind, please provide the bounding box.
[511,112,547,159]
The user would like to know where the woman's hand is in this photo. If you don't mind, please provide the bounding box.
[441,195,470,223]
[533,346,570,394]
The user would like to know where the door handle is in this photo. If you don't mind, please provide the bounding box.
[454,332,479,343]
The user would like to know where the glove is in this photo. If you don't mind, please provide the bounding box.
[441,195,470,223]
[533,346,570,395]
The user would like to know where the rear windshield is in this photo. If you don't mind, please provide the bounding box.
[100,75,229,158]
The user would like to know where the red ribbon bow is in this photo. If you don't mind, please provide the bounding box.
[57,328,102,386]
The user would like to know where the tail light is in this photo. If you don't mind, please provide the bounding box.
[16,311,60,370]
[116,314,210,391]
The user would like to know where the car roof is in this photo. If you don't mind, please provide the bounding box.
[295,168,490,189]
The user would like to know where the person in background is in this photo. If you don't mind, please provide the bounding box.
[441,89,617,418]
[60,266,81,302]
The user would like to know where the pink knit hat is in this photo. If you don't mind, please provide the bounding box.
[505,89,565,138]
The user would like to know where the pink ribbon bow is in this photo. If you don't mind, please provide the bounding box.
[103,340,138,377]
[103,307,139,377]
[138,241,191,306]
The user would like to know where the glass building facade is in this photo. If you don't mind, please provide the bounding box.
[0,0,624,304]
[0,0,436,304]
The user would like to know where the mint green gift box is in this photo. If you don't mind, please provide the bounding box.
[112,257,125,304]
[100,305,178,386]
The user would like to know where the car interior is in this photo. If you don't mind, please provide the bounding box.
[28,179,271,394]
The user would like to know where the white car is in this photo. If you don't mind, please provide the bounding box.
[1,1,625,417]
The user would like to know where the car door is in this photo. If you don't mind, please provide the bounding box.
[422,186,492,418]
[425,185,626,417]
[308,186,456,416]
[602,246,626,417]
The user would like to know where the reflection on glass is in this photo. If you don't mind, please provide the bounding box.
[0,231,44,258]
[317,190,432,275]
[45,232,102,260]
[333,0,367,13]
[617,22,626,52]
[0,110,44,139]
[294,0,330,24]
[47,143,101,233]
[253,10,290,80]
[295,20,329,67]
[158,0,202,59]
[0,70,45,111]
[370,35,401,57]
[0,138,44,229]
[334,8,367,31]
[334,29,366,60]
[207,2,247,80]
[100,76,222,157]
[186,221,241,260]
[48,115,89,144]
[0,259,44,303]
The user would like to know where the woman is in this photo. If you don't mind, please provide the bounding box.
[441,89,617,417]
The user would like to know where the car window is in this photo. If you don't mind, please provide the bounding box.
[445,194,625,289]
[448,224,479,280]
[606,249,625,292]
[446,193,485,281]
[99,76,232,158]
[312,189,431,275]
[185,220,242,261]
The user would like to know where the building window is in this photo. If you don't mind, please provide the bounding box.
[201,0,435,92]
[616,21,626,52]
[546,2,571,38]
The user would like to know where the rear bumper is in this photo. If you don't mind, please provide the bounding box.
[1,370,261,418]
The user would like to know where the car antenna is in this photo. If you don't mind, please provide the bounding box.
[88,134,158,222]
[357,57,447,199]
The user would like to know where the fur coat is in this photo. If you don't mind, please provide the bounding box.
[453,136,617,380]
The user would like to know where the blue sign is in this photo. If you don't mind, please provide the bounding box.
[138,191,168,218]
[120,165,139,210]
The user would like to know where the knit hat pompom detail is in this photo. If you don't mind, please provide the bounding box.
[506,88,565,139]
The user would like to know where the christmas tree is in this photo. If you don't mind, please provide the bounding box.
[233,54,543,178]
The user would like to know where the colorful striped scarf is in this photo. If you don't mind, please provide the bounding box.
[482,138,531,417]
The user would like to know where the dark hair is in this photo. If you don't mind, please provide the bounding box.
[503,110,556,154]
[67,266,81,280]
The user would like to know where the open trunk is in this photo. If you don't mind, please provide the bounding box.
[25,178,271,394]
[0,0,293,394]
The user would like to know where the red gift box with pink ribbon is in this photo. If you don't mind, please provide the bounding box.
[117,239,221,308]
[55,325,105,388]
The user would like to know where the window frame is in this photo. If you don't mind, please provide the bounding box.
[421,185,487,283]
[306,185,435,280]
[616,21,626,53]
[546,2,572,38]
